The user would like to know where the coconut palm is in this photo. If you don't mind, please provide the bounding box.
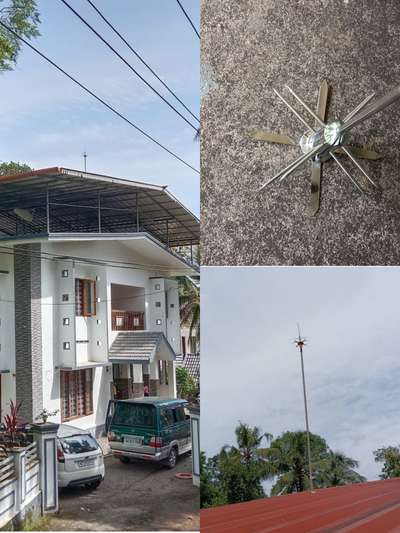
[179,276,200,348]
[268,431,329,495]
[317,450,366,487]
[217,422,275,504]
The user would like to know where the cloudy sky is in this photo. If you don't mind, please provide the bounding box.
[201,267,400,491]
[0,0,199,213]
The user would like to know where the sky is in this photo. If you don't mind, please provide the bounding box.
[0,0,199,214]
[201,267,400,493]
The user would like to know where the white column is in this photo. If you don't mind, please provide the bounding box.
[31,422,59,513]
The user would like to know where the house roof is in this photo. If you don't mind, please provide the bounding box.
[201,478,400,532]
[183,352,200,383]
[0,167,199,248]
[109,331,176,364]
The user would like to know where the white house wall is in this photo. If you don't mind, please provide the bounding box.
[0,250,15,416]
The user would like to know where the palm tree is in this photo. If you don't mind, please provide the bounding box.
[217,422,275,504]
[179,276,200,349]
[268,431,329,495]
[316,450,366,487]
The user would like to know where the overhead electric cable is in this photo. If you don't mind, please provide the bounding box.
[0,21,199,174]
[85,0,200,124]
[59,0,198,131]
[176,0,200,39]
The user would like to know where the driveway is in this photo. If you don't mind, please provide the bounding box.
[44,454,199,531]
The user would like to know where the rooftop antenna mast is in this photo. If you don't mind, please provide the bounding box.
[83,151,87,172]
[294,323,314,492]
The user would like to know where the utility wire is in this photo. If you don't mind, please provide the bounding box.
[0,21,199,175]
[85,0,199,124]
[59,0,198,131]
[176,0,200,39]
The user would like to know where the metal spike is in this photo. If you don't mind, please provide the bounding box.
[329,151,365,194]
[343,93,375,123]
[285,85,326,127]
[273,89,315,133]
[341,146,378,188]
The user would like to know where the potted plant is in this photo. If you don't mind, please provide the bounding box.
[35,408,59,424]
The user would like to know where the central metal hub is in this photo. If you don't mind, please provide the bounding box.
[300,120,344,161]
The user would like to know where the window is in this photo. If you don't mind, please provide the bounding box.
[160,408,174,427]
[60,369,93,421]
[155,301,161,307]
[156,319,162,325]
[63,318,70,326]
[154,283,161,290]
[174,406,186,422]
[63,342,70,350]
[116,316,124,327]
[75,279,96,317]
[61,269,69,278]
[62,294,69,302]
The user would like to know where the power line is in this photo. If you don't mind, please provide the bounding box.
[176,0,200,39]
[0,21,199,175]
[59,0,198,131]
[85,0,199,124]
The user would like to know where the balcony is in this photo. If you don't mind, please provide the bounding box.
[112,310,145,331]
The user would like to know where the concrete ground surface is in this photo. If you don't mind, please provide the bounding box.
[201,0,400,265]
[43,454,199,531]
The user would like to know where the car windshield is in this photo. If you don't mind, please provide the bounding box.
[60,434,99,454]
[112,402,155,428]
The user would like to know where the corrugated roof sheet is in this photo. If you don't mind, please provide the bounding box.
[201,478,400,532]
[109,331,175,363]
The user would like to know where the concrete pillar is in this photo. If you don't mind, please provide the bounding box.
[31,423,59,513]
[14,243,43,422]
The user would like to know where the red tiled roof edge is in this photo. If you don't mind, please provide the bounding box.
[0,166,61,183]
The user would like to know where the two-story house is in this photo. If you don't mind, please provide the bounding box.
[0,167,199,435]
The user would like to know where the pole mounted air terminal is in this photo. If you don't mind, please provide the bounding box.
[254,82,400,215]
[294,324,314,493]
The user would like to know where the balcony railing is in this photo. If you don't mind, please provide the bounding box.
[112,310,145,331]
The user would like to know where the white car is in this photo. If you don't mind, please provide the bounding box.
[57,424,105,489]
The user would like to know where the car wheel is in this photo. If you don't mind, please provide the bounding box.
[119,456,130,464]
[86,480,101,490]
[165,447,177,469]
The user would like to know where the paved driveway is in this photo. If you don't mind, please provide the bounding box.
[44,454,199,531]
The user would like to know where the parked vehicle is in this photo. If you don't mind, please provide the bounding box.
[57,424,105,489]
[106,397,191,468]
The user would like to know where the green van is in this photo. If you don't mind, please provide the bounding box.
[106,397,191,468]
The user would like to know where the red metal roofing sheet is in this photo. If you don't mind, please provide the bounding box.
[201,478,400,532]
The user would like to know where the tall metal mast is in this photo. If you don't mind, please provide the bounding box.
[294,324,314,492]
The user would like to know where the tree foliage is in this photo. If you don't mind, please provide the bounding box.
[175,366,198,402]
[373,445,400,479]
[0,161,31,176]
[268,431,365,496]
[178,276,200,348]
[0,0,40,72]
[201,424,366,508]
[200,422,274,508]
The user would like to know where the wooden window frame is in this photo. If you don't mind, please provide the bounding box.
[60,369,94,422]
[75,278,97,317]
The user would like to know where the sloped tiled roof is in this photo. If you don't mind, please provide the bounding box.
[109,331,175,363]
[183,352,200,383]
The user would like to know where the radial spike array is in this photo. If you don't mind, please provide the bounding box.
[253,82,400,215]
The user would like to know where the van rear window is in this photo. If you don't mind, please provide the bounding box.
[112,403,155,428]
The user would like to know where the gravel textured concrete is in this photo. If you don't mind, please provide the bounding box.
[201,0,400,265]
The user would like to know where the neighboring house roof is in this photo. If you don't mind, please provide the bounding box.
[109,331,176,364]
[0,167,199,248]
[183,352,200,383]
[201,478,400,532]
